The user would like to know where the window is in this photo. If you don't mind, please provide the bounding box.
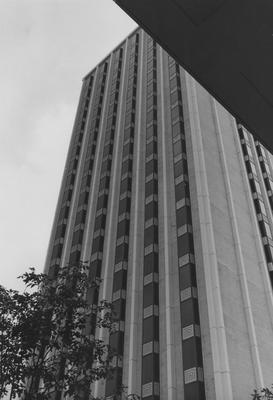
[94,214,106,230]
[121,159,133,174]
[180,298,200,326]
[146,140,157,157]
[113,270,127,292]
[179,264,197,290]
[144,252,159,275]
[145,180,158,197]
[176,206,192,227]
[143,316,159,343]
[119,197,131,215]
[115,243,129,263]
[123,142,134,157]
[55,224,66,239]
[72,229,83,246]
[177,233,194,257]
[143,282,159,308]
[120,177,132,193]
[175,182,189,201]
[146,159,158,176]
[145,201,158,220]
[92,236,104,253]
[173,141,182,157]
[117,219,130,238]
[112,298,126,321]
[99,176,110,191]
[97,194,108,210]
[182,339,202,370]
[142,353,159,384]
[144,225,158,247]
[170,76,178,91]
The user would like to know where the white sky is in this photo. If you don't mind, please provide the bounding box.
[0,0,136,291]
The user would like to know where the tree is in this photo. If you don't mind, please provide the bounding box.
[0,262,115,399]
[252,387,273,400]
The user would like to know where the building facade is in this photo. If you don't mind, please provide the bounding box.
[45,28,273,400]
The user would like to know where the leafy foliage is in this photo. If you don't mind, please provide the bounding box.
[252,387,273,400]
[0,263,115,399]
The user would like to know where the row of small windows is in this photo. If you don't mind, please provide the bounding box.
[68,65,109,266]
[106,36,139,398]
[169,57,205,399]
[238,125,273,284]
[141,37,160,400]
[49,75,95,273]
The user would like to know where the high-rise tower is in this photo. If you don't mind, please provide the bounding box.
[45,28,273,400]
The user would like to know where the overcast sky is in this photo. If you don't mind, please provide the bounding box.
[0,0,136,291]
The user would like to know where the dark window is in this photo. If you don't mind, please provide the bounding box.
[182,337,203,370]
[145,201,158,220]
[177,233,194,257]
[142,353,160,384]
[55,224,66,239]
[147,109,157,124]
[170,90,179,105]
[144,252,159,275]
[179,264,197,290]
[123,142,134,157]
[121,159,133,174]
[109,331,124,355]
[120,177,132,193]
[143,316,159,343]
[147,95,156,109]
[52,243,62,259]
[176,206,192,227]
[69,249,80,265]
[113,270,127,292]
[59,205,69,220]
[174,159,188,177]
[81,174,91,189]
[144,225,158,247]
[117,219,130,238]
[115,243,129,263]
[105,368,122,397]
[78,191,89,206]
[175,182,190,201]
[173,141,182,157]
[169,63,177,77]
[118,197,131,215]
[146,140,157,157]
[94,214,106,231]
[89,260,102,280]
[103,143,113,157]
[170,76,178,91]
[147,124,157,139]
[180,298,200,326]
[172,121,183,138]
[92,236,104,253]
[72,229,84,246]
[146,159,158,176]
[97,194,108,210]
[147,82,156,96]
[124,126,134,141]
[66,172,75,186]
[143,282,159,308]
[171,105,182,121]
[112,298,126,321]
[63,188,72,203]
[101,159,112,173]
[145,180,158,197]
[99,176,110,191]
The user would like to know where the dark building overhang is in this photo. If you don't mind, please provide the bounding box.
[114,0,273,153]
